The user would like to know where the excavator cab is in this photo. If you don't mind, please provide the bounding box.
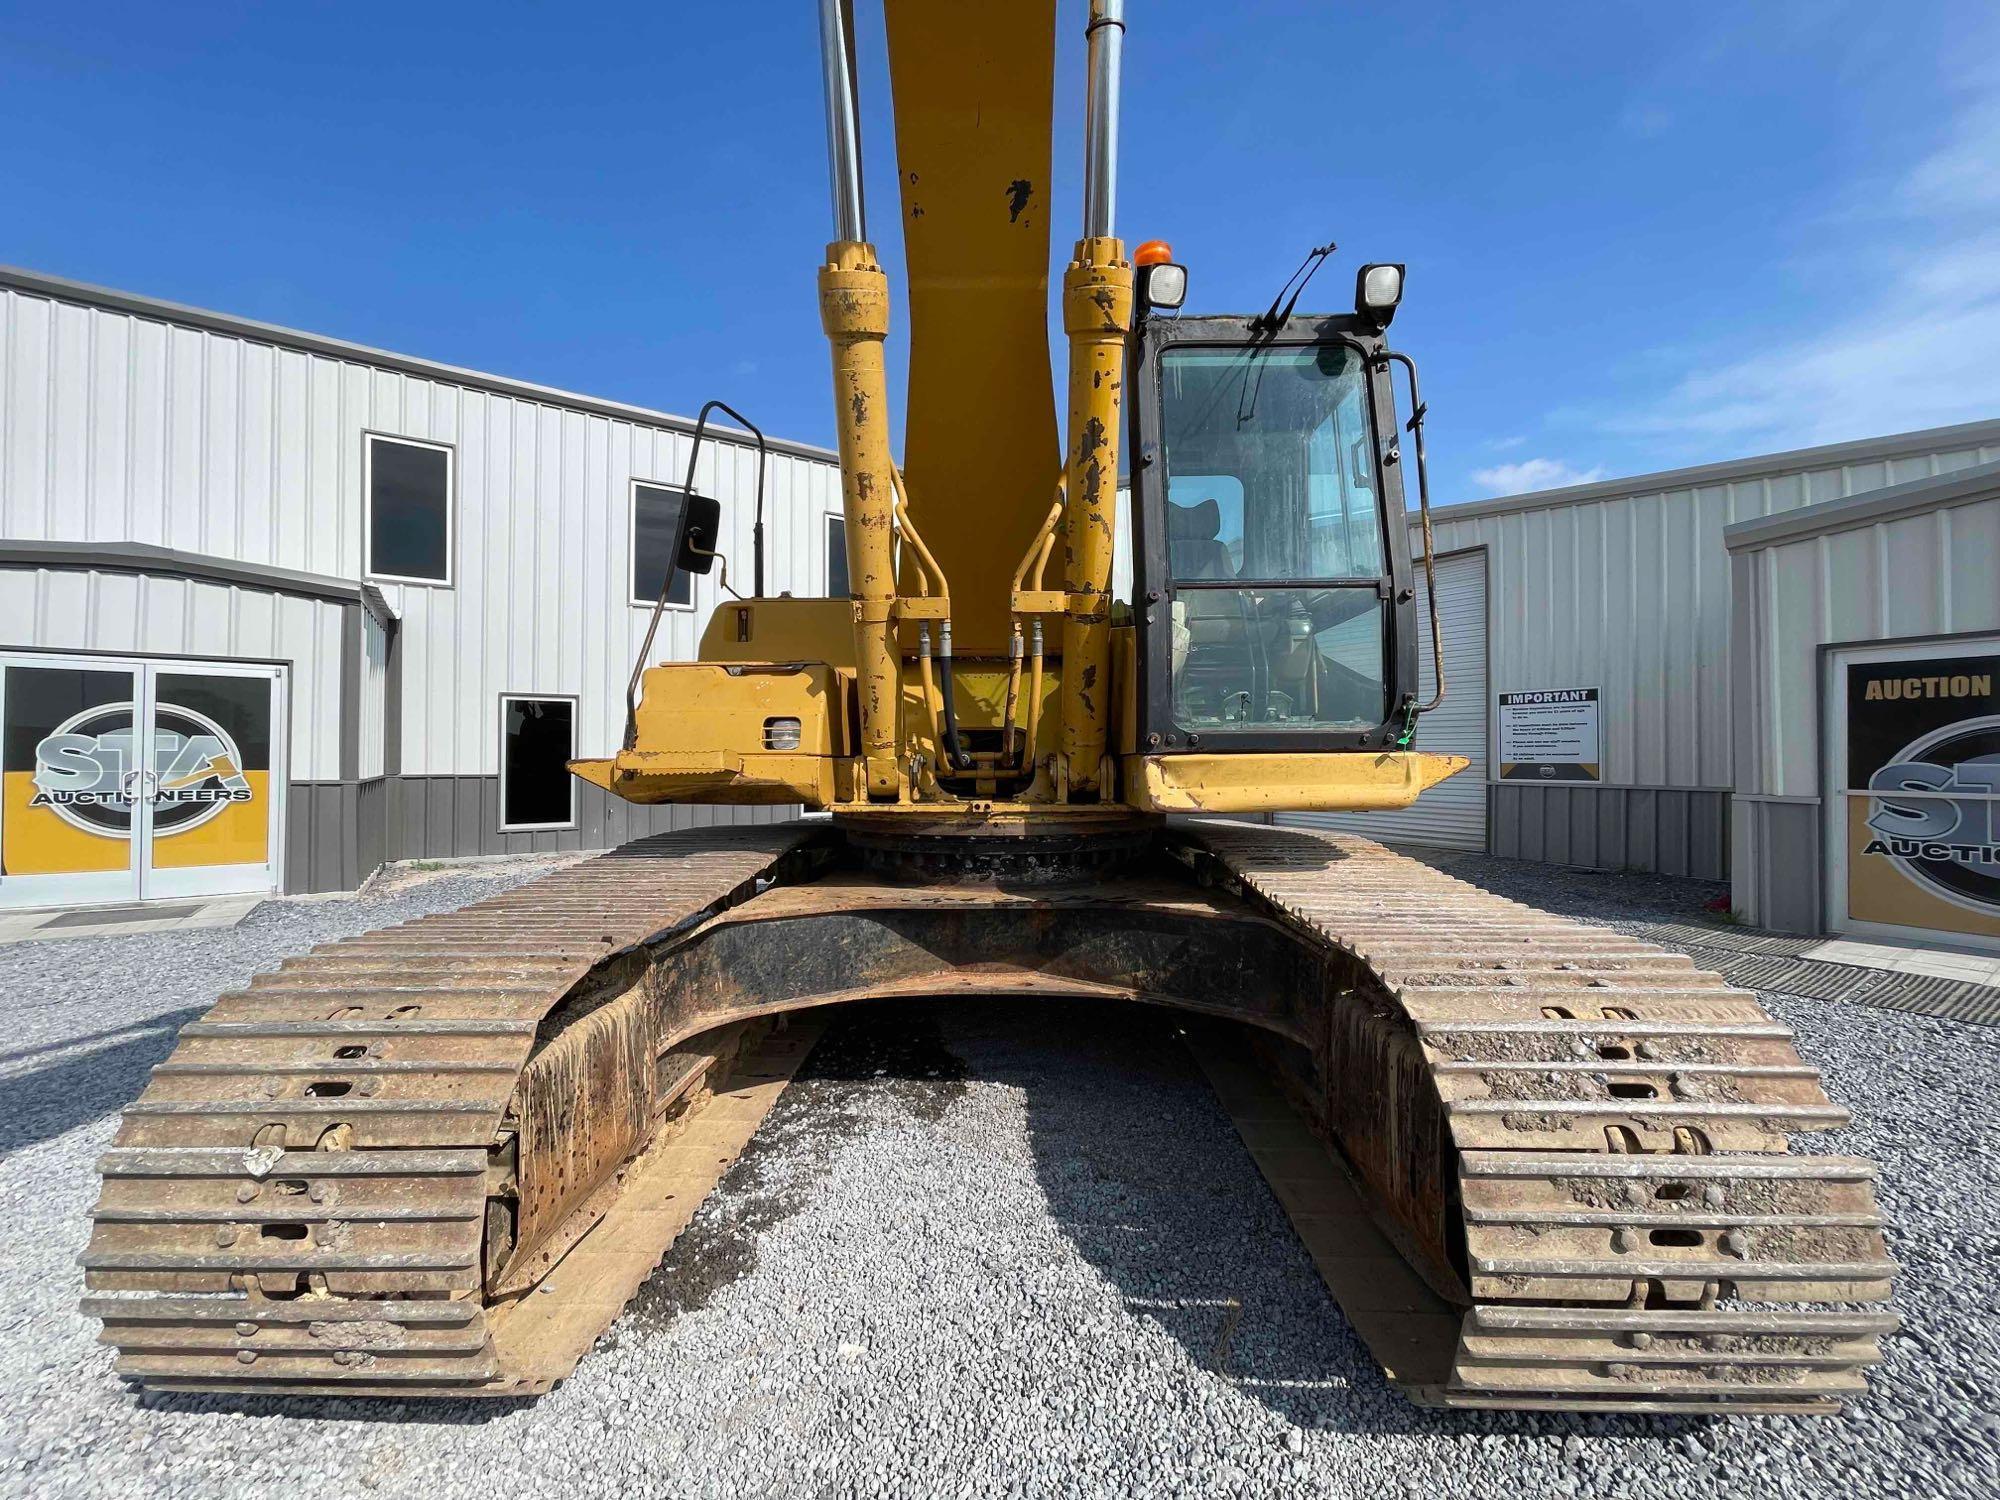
[1130,305,1418,756]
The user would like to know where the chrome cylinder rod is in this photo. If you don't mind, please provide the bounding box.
[818,0,867,241]
[1081,0,1126,239]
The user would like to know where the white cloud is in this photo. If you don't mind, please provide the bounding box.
[1606,89,2000,450]
[1902,95,2000,213]
[1470,457,1609,495]
[1609,236,2000,446]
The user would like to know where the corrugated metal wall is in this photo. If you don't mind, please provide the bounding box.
[1733,495,2000,799]
[1423,434,2000,796]
[0,568,341,780]
[0,283,845,779]
[1286,547,1489,850]
[1728,477,2000,930]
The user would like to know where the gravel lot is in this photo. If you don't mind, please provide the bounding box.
[1,849,1995,1499]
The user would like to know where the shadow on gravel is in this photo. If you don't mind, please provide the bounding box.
[1007,998,1711,1442]
[0,1004,205,1160]
[615,1000,969,1342]
[126,1387,537,1424]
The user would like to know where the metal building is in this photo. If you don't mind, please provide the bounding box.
[7,263,1997,953]
[1295,420,2000,949]
[0,267,845,909]
[1728,460,2000,947]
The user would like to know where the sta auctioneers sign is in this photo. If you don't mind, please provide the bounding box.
[1843,647,2000,944]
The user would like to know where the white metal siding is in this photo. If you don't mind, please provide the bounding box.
[1735,492,2000,799]
[0,567,335,779]
[1423,441,2000,793]
[0,284,845,781]
[1285,548,1489,850]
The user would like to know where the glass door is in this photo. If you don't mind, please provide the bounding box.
[140,665,284,900]
[0,655,285,911]
[0,655,146,909]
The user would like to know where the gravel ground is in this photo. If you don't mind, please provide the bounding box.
[1,849,1995,1499]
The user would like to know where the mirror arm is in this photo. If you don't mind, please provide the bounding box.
[624,400,770,747]
[1377,349,1445,720]
[677,400,770,598]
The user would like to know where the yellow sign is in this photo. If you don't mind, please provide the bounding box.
[1844,651,2000,943]
[2,687,268,877]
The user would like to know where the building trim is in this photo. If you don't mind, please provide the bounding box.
[0,263,839,465]
[1430,419,2000,528]
[1722,458,2000,552]
[0,539,398,631]
[339,601,363,785]
[383,620,404,779]
[1481,778,1734,794]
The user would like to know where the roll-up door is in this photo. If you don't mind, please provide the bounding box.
[1282,547,1488,850]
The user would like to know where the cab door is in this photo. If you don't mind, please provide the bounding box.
[1129,317,1417,755]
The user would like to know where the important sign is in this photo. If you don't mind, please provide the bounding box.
[1498,688,1601,781]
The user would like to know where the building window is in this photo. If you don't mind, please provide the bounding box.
[365,435,453,584]
[632,482,695,608]
[825,514,849,597]
[500,695,578,830]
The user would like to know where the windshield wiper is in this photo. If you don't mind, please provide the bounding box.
[1251,240,1337,336]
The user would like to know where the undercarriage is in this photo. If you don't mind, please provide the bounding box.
[82,821,1895,1412]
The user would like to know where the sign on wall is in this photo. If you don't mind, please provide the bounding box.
[1841,647,2000,945]
[2,659,278,908]
[1497,688,1601,781]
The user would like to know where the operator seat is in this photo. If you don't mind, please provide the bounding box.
[1168,496,1234,580]
[1167,498,1251,716]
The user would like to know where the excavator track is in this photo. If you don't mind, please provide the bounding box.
[82,819,1895,1414]
[81,826,818,1397]
[1188,821,1898,1415]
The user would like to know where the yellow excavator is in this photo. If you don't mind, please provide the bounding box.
[84,1,1895,1412]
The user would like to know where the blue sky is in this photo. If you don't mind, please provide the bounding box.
[4,1,1995,503]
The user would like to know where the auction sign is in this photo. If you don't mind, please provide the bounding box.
[1498,687,1601,781]
[1842,646,2000,944]
[3,662,272,882]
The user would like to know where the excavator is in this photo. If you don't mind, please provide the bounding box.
[83,1,1896,1412]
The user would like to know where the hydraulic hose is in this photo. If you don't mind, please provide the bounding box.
[936,619,971,771]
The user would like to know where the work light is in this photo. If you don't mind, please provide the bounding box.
[1134,239,1187,311]
[1355,262,1405,329]
[1140,261,1187,310]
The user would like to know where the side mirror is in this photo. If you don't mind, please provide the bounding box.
[674,492,723,576]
